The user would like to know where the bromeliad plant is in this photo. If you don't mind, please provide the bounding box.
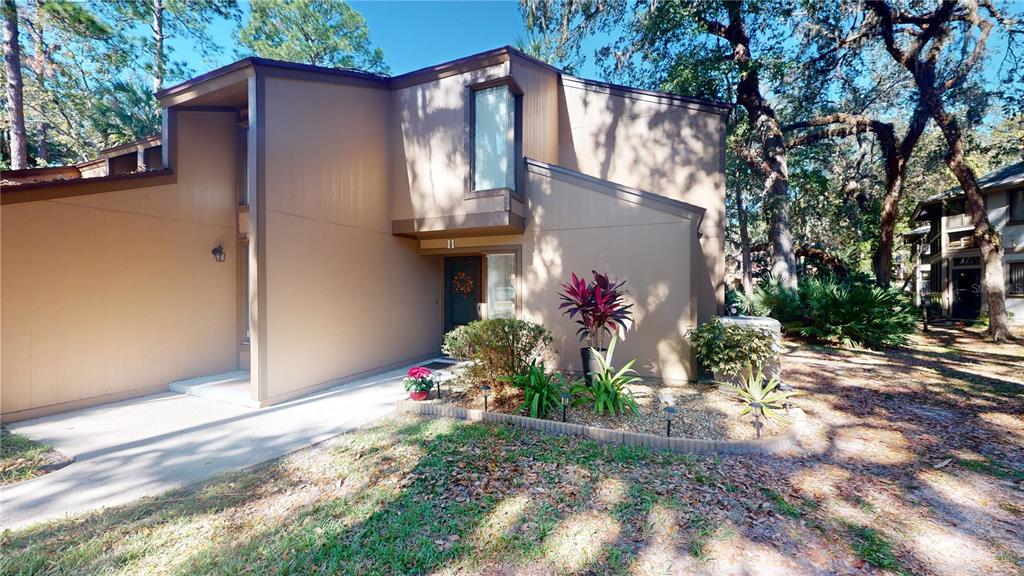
[558,271,633,349]
[571,336,640,416]
[500,362,571,419]
[722,370,800,438]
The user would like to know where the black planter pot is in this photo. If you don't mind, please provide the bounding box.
[580,347,608,383]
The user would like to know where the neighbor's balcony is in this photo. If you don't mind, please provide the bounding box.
[943,212,973,230]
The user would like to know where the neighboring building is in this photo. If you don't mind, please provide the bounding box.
[1,47,729,421]
[1,136,163,186]
[905,161,1024,323]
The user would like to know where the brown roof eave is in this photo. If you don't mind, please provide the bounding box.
[2,169,175,205]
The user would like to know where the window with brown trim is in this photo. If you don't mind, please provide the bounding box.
[471,81,521,194]
[1008,261,1024,296]
[1009,189,1024,224]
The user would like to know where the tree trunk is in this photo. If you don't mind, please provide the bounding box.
[865,0,1009,341]
[151,0,164,92]
[725,3,798,288]
[874,172,901,288]
[3,0,27,169]
[736,187,753,295]
[32,0,45,165]
[931,103,1011,341]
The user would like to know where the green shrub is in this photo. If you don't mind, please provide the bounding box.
[500,362,571,419]
[687,316,776,377]
[571,337,639,416]
[738,276,917,348]
[442,319,553,394]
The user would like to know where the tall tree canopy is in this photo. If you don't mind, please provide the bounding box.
[521,0,1022,340]
[238,0,388,73]
[2,0,388,169]
[524,0,806,287]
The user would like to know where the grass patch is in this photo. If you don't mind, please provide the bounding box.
[954,455,1024,481]
[762,488,804,518]
[0,416,722,575]
[846,523,909,575]
[0,427,59,485]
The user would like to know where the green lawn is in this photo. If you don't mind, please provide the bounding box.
[0,428,60,485]
[2,328,1021,575]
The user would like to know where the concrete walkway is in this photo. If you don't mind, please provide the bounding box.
[0,362,430,530]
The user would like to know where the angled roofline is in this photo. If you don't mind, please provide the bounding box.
[161,46,732,116]
[560,75,732,116]
[1,169,175,205]
[524,157,706,228]
[389,46,513,89]
[155,57,390,102]
[909,161,1024,221]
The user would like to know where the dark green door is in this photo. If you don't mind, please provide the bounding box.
[445,256,482,332]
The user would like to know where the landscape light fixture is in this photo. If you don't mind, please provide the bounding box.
[560,392,570,422]
[435,377,442,399]
[211,245,226,263]
[750,401,764,438]
[664,406,678,437]
[481,385,491,412]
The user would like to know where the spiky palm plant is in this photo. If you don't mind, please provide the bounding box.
[723,371,800,437]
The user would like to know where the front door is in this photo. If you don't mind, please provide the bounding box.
[444,256,482,332]
[952,268,982,319]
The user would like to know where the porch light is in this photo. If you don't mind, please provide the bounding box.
[481,385,491,412]
[664,406,678,437]
[560,392,570,422]
[211,245,226,263]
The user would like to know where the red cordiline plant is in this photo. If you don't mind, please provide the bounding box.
[558,271,633,349]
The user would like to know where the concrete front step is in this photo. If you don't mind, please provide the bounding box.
[168,371,258,408]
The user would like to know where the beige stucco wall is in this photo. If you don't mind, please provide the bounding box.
[262,77,441,403]
[424,165,698,382]
[1,111,239,419]
[391,62,509,223]
[510,56,559,165]
[557,79,726,322]
[523,169,698,381]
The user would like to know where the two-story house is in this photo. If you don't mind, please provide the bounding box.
[1,47,729,421]
[906,161,1024,323]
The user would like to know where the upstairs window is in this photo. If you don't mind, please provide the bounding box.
[1009,262,1024,296]
[472,82,520,192]
[1010,189,1024,223]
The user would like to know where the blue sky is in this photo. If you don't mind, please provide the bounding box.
[172,1,605,79]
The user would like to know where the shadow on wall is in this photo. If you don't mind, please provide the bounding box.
[395,72,724,381]
[557,83,724,325]
[518,172,697,381]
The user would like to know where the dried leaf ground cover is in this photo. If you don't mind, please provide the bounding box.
[0,428,69,486]
[429,370,789,441]
[1,326,1021,575]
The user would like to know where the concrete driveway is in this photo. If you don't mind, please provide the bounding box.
[0,363,422,530]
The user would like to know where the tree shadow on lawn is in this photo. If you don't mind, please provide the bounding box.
[6,325,1023,576]
[776,338,1024,575]
[3,415,899,576]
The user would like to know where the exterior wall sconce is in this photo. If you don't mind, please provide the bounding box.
[211,245,226,263]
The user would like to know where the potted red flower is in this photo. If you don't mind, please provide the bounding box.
[558,271,633,381]
[404,366,435,401]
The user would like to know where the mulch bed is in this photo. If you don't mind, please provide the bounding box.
[423,367,791,441]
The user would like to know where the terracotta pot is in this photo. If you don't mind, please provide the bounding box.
[409,390,430,401]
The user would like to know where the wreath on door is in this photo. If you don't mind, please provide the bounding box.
[452,271,474,296]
